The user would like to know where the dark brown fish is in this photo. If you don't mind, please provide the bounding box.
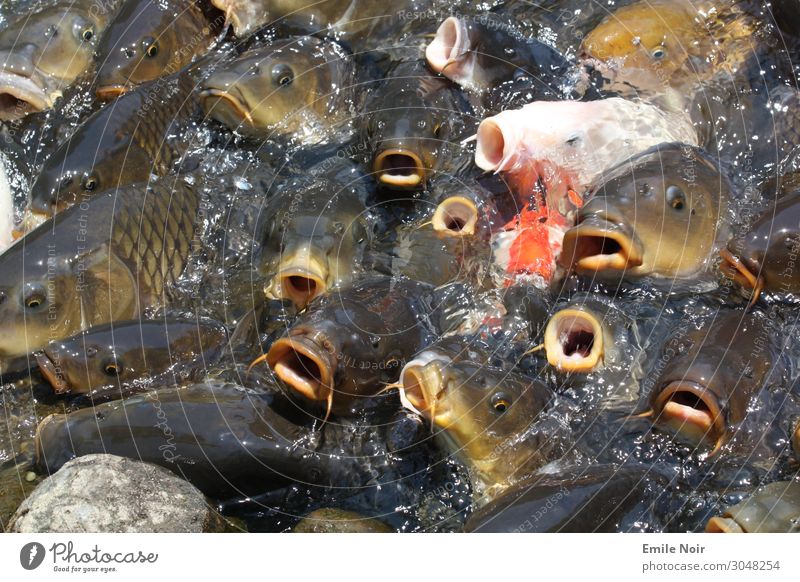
[0,0,121,119]
[34,383,340,498]
[706,481,800,533]
[94,0,215,99]
[36,318,227,401]
[641,311,775,455]
[560,143,730,281]
[720,192,800,304]
[261,161,373,309]
[28,72,198,218]
[0,179,199,357]
[466,466,669,532]
[199,36,355,142]
[364,60,474,189]
[252,278,436,418]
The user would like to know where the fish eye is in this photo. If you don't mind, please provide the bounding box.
[82,28,94,42]
[271,64,294,87]
[102,358,122,377]
[143,38,159,58]
[433,123,442,138]
[21,284,47,311]
[666,185,686,210]
[490,392,512,414]
[651,47,666,60]
[82,173,98,192]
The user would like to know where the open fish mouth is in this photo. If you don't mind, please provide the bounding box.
[399,359,447,420]
[432,195,479,237]
[266,335,335,403]
[35,350,70,394]
[199,87,254,128]
[95,84,129,100]
[705,516,745,533]
[0,71,52,120]
[560,215,643,273]
[425,17,472,74]
[373,148,426,187]
[271,247,329,308]
[652,380,725,454]
[719,248,764,305]
[544,308,604,373]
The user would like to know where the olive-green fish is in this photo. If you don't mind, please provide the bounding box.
[292,508,393,533]
[0,0,121,119]
[466,465,669,532]
[706,481,800,533]
[721,192,800,304]
[398,347,553,494]
[94,0,215,99]
[261,161,372,309]
[640,311,774,455]
[0,179,199,357]
[560,143,730,281]
[365,60,474,189]
[35,318,228,401]
[34,383,350,498]
[252,277,436,418]
[199,36,355,142]
[28,72,198,218]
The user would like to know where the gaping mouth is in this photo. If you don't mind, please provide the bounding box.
[432,196,479,237]
[705,516,744,533]
[544,308,604,373]
[653,381,725,454]
[425,17,471,74]
[266,335,334,403]
[559,216,643,273]
[35,351,70,393]
[0,71,51,120]
[719,248,764,306]
[275,268,326,309]
[199,88,254,127]
[373,149,426,187]
[474,118,509,171]
[95,84,129,100]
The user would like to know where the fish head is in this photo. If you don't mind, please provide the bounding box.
[560,144,726,279]
[425,17,478,87]
[0,256,82,356]
[29,153,104,218]
[400,354,550,463]
[95,0,196,98]
[200,38,344,139]
[580,0,695,89]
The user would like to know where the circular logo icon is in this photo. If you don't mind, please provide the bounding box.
[20,542,46,570]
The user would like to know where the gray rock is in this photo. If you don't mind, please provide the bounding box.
[9,454,234,533]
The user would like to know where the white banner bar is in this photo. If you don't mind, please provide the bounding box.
[0,534,797,580]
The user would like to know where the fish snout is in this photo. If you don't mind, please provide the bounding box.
[270,244,329,309]
[35,349,70,393]
[432,195,479,237]
[266,334,336,403]
[544,308,604,373]
[559,207,643,273]
[373,148,427,188]
[399,359,445,417]
[425,17,471,75]
[705,516,744,533]
[652,380,726,452]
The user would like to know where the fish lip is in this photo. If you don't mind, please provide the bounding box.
[400,360,444,419]
[95,84,128,100]
[199,87,254,127]
[544,308,604,373]
[0,71,52,120]
[373,148,426,188]
[653,380,726,452]
[425,16,471,75]
[432,195,478,237]
[719,247,765,304]
[560,214,644,273]
[474,117,511,171]
[705,516,744,533]
[266,335,335,403]
[35,350,71,393]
